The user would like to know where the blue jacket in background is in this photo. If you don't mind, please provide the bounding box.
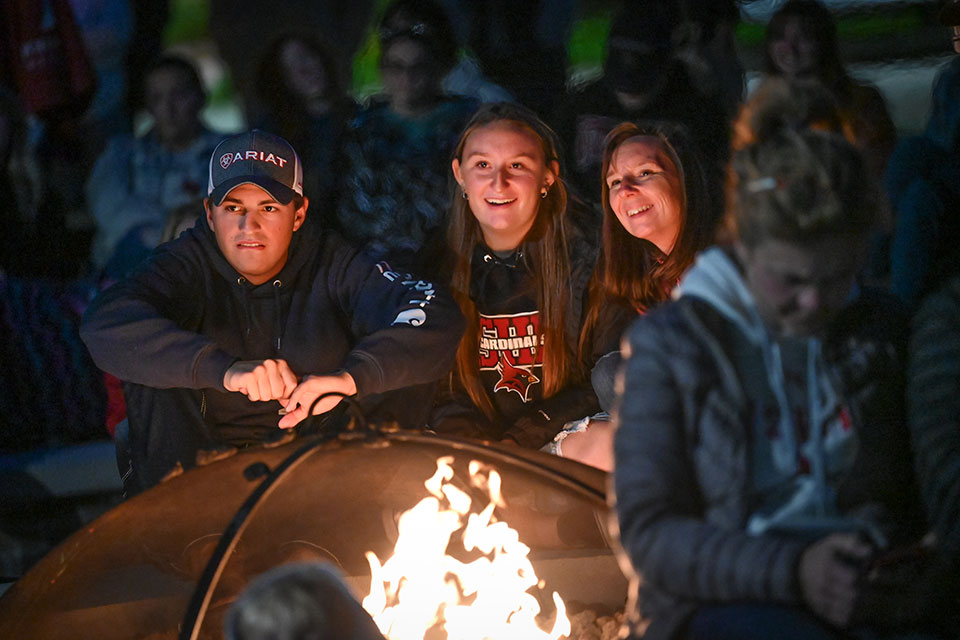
[86,127,224,271]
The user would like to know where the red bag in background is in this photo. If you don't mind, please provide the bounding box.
[1,0,96,117]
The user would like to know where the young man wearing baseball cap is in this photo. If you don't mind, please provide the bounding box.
[82,130,465,494]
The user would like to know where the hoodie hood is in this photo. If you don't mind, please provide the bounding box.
[674,247,768,346]
[676,249,797,472]
[189,215,320,354]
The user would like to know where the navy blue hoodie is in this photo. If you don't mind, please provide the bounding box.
[81,215,465,442]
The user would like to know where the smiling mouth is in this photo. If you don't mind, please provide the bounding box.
[627,205,652,216]
[236,241,265,249]
[485,198,516,206]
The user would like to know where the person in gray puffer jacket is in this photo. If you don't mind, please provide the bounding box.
[611,126,940,640]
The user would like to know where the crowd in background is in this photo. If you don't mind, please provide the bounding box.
[3,0,960,637]
[2,0,947,449]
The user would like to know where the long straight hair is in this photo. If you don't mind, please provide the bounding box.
[256,32,347,145]
[763,0,852,98]
[578,121,719,363]
[446,103,577,420]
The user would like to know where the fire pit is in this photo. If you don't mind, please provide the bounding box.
[0,428,628,639]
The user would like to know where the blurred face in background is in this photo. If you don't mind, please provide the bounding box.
[146,66,204,150]
[605,41,671,100]
[606,135,683,254]
[280,39,329,107]
[380,38,442,117]
[738,233,867,337]
[769,18,820,78]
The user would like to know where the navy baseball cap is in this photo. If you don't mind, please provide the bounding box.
[207,130,303,206]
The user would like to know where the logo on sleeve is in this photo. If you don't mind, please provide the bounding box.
[392,308,426,326]
[479,311,542,403]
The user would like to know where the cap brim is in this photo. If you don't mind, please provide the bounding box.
[209,176,298,207]
[941,2,960,25]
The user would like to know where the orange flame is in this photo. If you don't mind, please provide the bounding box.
[362,456,571,639]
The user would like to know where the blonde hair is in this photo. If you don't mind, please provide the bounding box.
[721,76,881,246]
[729,128,878,248]
[731,76,847,152]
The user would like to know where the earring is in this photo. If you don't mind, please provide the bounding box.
[461,190,468,200]
[540,188,548,199]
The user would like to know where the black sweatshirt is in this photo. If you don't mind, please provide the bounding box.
[431,223,605,448]
[81,216,465,438]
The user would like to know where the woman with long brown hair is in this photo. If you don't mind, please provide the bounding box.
[558,121,720,469]
[762,0,895,179]
[255,31,354,210]
[430,102,599,448]
[585,121,717,321]
[581,122,718,385]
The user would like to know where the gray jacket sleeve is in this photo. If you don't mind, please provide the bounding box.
[612,309,807,606]
[908,277,960,554]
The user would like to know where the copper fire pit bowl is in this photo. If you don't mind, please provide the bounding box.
[0,428,628,639]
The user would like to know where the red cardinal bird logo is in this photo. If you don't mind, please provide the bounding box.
[494,353,540,402]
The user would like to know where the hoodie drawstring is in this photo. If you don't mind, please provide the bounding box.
[238,277,252,338]
[765,340,798,475]
[806,338,831,516]
[236,276,284,354]
[272,279,283,353]
[471,248,524,301]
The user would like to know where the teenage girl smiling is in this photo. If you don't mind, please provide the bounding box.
[430,103,601,448]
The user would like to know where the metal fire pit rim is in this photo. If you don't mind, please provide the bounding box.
[179,431,333,640]
[179,428,609,640]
